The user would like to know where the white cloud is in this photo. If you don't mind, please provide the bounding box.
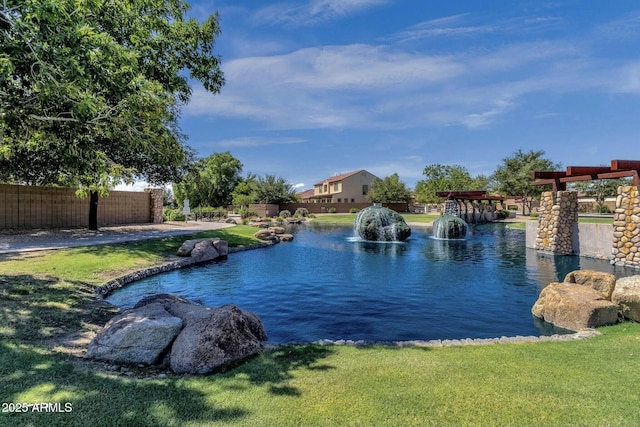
[253,0,390,27]
[215,136,305,148]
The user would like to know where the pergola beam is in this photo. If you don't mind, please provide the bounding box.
[531,159,640,189]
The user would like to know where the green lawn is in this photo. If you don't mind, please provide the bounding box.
[1,224,640,426]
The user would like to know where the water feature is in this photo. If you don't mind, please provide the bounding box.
[433,199,468,239]
[354,205,411,241]
[106,223,636,344]
[433,214,468,239]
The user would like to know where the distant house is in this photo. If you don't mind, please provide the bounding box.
[307,169,379,203]
[297,189,315,203]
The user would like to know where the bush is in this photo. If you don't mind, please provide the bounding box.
[349,208,360,214]
[328,207,337,214]
[279,210,292,218]
[496,210,509,220]
[598,205,611,214]
[529,212,539,218]
[235,206,258,219]
[163,208,186,222]
[294,207,309,217]
[192,206,227,221]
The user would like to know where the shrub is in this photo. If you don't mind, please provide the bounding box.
[328,207,337,214]
[349,208,360,214]
[279,210,292,218]
[598,205,611,214]
[529,212,539,218]
[294,207,309,217]
[192,206,227,221]
[236,206,258,219]
[496,210,509,220]
[163,208,186,221]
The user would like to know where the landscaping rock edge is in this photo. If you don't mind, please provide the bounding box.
[95,241,272,298]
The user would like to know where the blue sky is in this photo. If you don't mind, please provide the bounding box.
[170,0,640,191]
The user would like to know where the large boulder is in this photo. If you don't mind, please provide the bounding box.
[433,214,467,240]
[170,304,268,374]
[177,238,227,260]
[134,293,214,326]
[564,270,617,300]
[85,303,183,365]
[532,283,619,331]
[611,275,640,322]
[355,206,411,241]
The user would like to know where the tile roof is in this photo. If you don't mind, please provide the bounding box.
[313,169,365,186]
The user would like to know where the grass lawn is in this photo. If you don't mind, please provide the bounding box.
[2,224,640,426]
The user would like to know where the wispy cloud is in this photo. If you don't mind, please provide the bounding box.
[253,0,390,27]
[214,137,305,148]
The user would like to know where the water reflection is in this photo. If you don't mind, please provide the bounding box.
[106,222,638,344]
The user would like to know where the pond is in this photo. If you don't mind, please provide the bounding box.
[106,223,634,344]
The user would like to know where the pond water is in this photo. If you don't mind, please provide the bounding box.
[106,223,635,344]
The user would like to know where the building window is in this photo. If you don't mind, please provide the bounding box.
[362,185,368,195]
[333,183,339,192]
[323,184,328,193]
[351,198,355,202]
[338,198,342,202]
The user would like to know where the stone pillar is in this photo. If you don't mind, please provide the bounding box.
[611,185,640,268]
[145,188,164,223]
[535,191,578,255]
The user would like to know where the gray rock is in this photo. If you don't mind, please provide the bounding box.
[611,275,640,322]
[532,282,619,331]
[212,239,229,257]
[134,293,215,326]
[177,239,198,257]
[86,303,183,365]
[191,239,219,262]
[170,304,267,375]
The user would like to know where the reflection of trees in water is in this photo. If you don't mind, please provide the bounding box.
[353,241,409,257]
[424,238,486,263]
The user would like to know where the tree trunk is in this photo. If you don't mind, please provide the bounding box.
[89,190,99,230]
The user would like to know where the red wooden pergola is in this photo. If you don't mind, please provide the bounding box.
[531,159,640,192]
[435,190,508,223]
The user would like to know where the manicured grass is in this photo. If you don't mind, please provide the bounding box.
[578,216,614,224]
[2,223,640,426]
[401,213,440,223]
[1,325,640,426]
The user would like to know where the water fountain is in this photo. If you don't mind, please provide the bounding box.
[433,199,468,240]
[354,205,411,241]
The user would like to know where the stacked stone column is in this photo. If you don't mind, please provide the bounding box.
[535,191,578,255]
[145,188,164,223]
[611,186,640,268]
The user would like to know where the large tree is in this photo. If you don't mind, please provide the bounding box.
[0,0,224,228]
[253,174,297,205]
[414,164,483,204]
[490,149,561,215]
[173,152,242,208]
[367,173,411,205]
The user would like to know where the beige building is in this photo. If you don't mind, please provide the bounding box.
[305,169,379,203]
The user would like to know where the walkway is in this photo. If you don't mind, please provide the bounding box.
[0,221,235,254]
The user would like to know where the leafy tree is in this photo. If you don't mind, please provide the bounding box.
[367,173,411,204]
[490,149,561,215]
[414,164,481,204]
[571,178,631,213]
[173,152,242,208]
[231,173,258,208]
[0,0,224,228]
[254,174,297,205]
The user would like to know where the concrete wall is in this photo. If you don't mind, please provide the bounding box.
[527,220,613,260]
[279,202,409,215]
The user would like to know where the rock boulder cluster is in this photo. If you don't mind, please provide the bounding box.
[253,226,294,243]
[85,294,267,374]
[532,270,640,331]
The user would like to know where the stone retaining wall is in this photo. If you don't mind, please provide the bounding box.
[611,185,640,268]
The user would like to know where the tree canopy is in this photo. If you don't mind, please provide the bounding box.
[490,149,561,215]
[414,164,484,204]
[367,173,411,204]
[173,152,242,208]
[0,0,224,192]
[253,174,298,205]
